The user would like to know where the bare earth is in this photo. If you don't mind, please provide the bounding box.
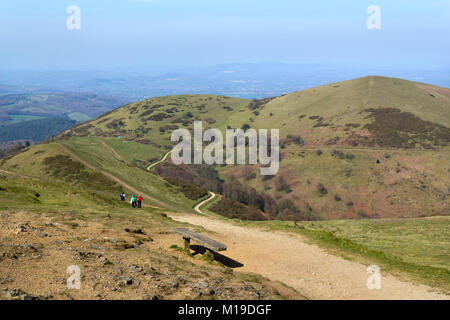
[168,212,449,300]
[1,211,295,300]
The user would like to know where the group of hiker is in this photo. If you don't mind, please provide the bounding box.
[120,193,142,208]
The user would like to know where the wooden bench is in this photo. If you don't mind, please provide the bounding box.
[172,227,227,261]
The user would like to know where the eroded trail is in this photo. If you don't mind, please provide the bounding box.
[169,213,449,300]
[147,150,173,171]
[194,192,216,217]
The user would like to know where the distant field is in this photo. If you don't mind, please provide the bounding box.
[0,91,128,126]
[68,112,92,122]
[8,114,47,124]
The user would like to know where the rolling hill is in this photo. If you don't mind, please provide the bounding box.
[0,76,449,298]
[46,76,450,220]
[1,76,449,223]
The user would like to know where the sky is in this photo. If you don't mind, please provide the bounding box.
[0,0,449,71]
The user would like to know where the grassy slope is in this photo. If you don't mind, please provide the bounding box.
[66,94,251,149]
[237,217,450,291]
[227,146,450,219]
[0,139,200,212]
[58,137,199,210]
[256,76,450,137]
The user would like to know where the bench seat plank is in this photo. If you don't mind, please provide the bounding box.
[172,228,227,251]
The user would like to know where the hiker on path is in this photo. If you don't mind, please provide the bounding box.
[120,193,125,201]
[131,195,137,208]
[137,195,142,208]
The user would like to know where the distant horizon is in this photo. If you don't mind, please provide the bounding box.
[1,1,449,71]
[1,62,449,97]
[2,62,450,73]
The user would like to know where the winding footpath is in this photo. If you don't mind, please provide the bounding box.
[194,192,216,216]
[146,150,173,171]
[146,150,217,216]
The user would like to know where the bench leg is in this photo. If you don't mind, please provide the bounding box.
[204,249,214,262]
[183,237,190,253]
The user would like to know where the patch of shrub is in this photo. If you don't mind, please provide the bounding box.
[148,113,174,121]
[43,155,121,192]
[204,117,216,124]
[317,183,328,196]
[343,168,353,177]
[209,198,266,221]
[275,176,292,193]
[357,210,368,219]
[362,108,450,148]
[278,198,299,214]
[106,119,126,130]
[332,149,355,160]
[164,177,208,200]
[160,125,179,131]
[331,149,345,159]
[345,153,355,160]
[247,97,275,111]
[286,134,305,146]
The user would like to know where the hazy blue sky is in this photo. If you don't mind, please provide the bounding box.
[0,0,449,70]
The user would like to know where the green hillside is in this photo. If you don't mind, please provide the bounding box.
[64,76,450,150]
[50,76,449,220]
[2,76,448,221]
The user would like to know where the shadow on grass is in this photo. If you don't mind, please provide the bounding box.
[190,244,244,268]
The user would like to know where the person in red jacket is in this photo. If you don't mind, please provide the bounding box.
[137,195,142,208]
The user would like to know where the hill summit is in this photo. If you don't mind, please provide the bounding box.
[65,76,450,150]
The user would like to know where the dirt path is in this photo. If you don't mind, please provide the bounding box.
[147,150,173,171]
[146,150,218,217]
[101,141,123,161]
[0,168,40,180]
[168,212,449,300]
[55,143,173,210]
[193,192,216,217]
